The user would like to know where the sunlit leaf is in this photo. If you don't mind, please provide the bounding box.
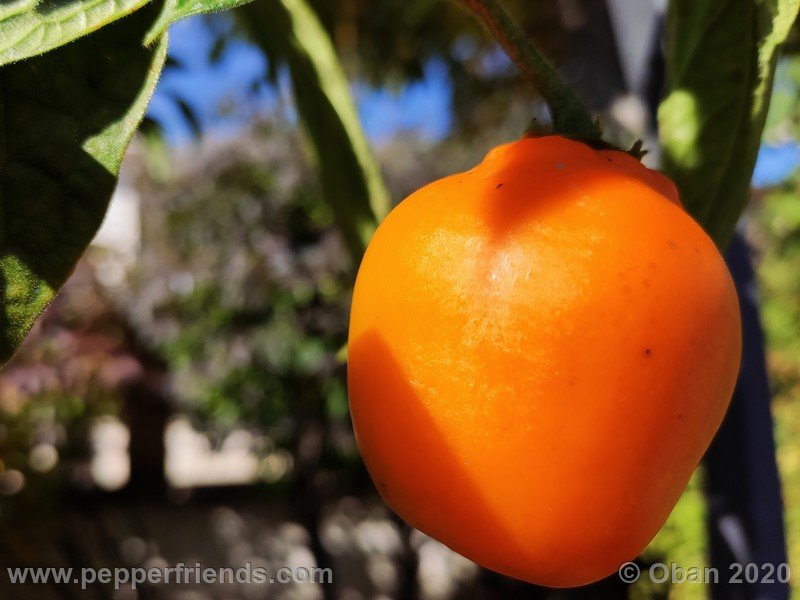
[659,0,800,247]
[0,0,150,67]
[0,6,169,365]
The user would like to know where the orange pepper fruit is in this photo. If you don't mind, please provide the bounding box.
[348,136,741,587]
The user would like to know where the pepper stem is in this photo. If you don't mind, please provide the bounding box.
[456,0,602,141]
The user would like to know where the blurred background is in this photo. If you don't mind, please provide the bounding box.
[0,0,798,598]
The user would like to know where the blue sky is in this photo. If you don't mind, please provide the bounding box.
[753,143,800,188]
[148,17,451,145]
[147,18,276,143]
[149,16,800,188]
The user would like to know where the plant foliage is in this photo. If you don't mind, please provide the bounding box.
[659,0,800,247]
[0,5,167,364]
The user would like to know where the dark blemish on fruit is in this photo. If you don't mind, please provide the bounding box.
[496,183,504,189]
[643,348,652,358]
[605,157,613,162]
[668,240,677,249]
[555,163,566,170]
[677,413,684,420]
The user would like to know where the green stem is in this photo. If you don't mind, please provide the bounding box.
[456,0,601,140]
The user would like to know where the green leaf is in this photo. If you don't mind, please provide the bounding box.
[0,0,151,67]
[0,6,169,365]
[144,0,254,46]
[658,0,800,248]
[237,0,391,257]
